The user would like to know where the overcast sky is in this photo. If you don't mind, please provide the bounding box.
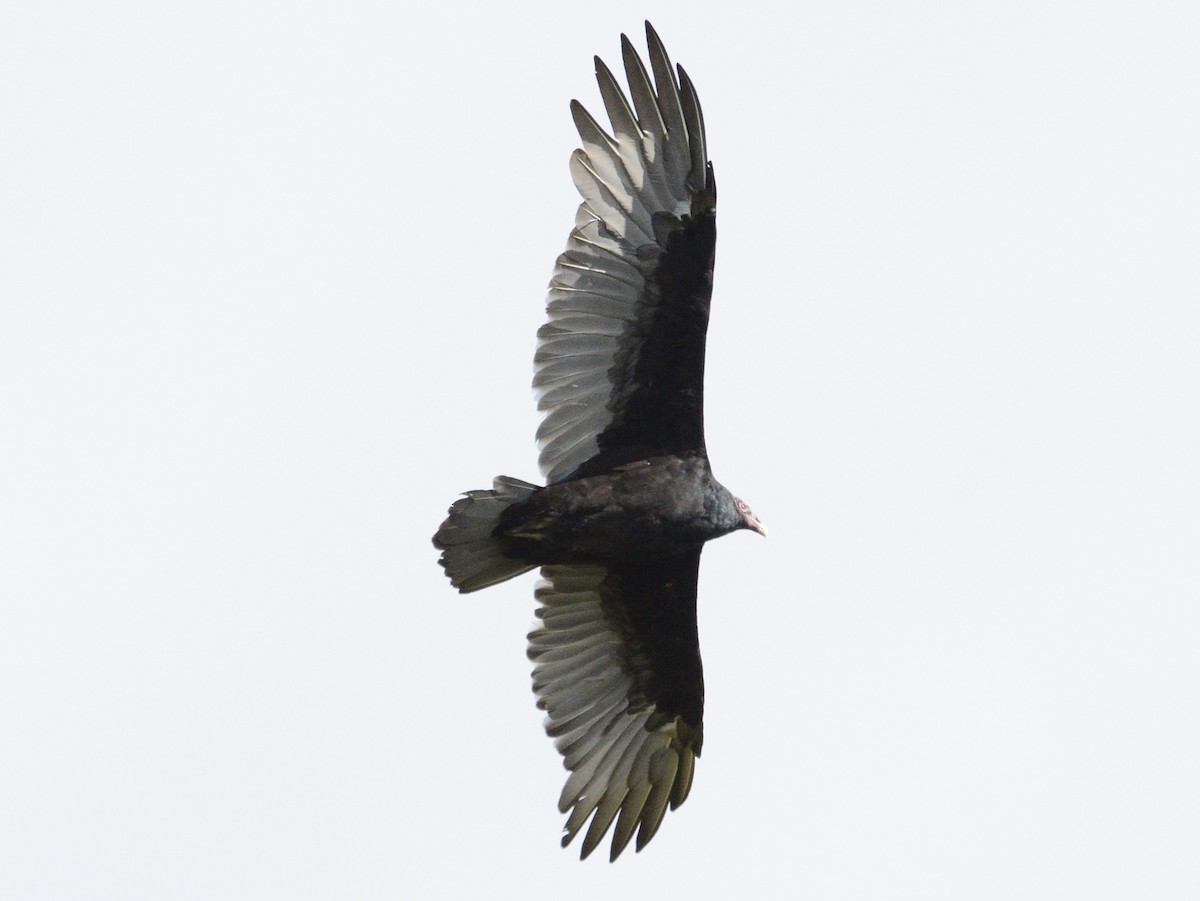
[3,2,1199,898]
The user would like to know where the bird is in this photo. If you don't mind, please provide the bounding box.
[432,22,765,861]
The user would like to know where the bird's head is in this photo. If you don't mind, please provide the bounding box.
[734,497,767,537]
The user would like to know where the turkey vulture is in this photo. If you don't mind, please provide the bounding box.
[433,22,765,861]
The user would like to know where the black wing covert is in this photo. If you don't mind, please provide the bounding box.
[533,23,717,484]
[528,554,704,861]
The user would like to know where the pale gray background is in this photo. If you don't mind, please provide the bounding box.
[3,1,1198,898]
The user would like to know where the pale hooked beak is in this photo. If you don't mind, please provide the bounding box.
[743,508,767,537]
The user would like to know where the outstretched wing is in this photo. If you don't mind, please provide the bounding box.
[528,557,704,861]
[534,22,717,484]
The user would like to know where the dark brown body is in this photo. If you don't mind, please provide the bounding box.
[496,455,740,564]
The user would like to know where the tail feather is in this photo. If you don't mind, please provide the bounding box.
[433,476,540,592]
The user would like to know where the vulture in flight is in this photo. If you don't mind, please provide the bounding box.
[433,22,765,861]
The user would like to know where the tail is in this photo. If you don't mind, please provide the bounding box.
[433,476,540,593]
